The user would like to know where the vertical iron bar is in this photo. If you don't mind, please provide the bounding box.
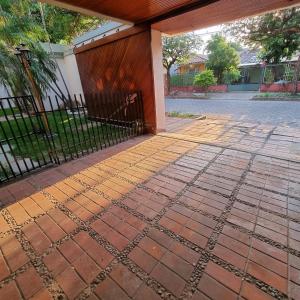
[54,95,76,160]
[0,139,16,178]
[92,93,106,149]
[112,92,122,143]
[122,90,130,141]
[62,96,80,158]
[138,90,145,134]
[74,94,90,154]
[0,100,29,174]
[48,96,67,162]
[111,91,121,144]
[39,97,60,165]
[119,91,127,141]
[30,98,55,164]
[22,96,49,166]
[0,115,23,176]
[31,97,56,165]
[118,91,127,142]
[7,97,35,170]
[68,95,84,156]
[103,91,114,146]
[96,92,110,147]
[136,91,141,135]
[127,91,133,138]
[115,91,124,142]
[79,94,99,151]
[134,91,140,135]
[14,97,42,168]
[0,160,10,182]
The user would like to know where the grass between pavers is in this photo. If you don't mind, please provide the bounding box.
[0,111,129,162]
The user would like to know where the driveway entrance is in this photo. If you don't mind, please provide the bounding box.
[166,93,300,126]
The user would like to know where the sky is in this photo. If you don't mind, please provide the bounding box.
[194,25,238,53]
[194,25,232,53]
[195,25,223,43]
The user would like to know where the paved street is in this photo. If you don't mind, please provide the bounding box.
[166,94,300,127]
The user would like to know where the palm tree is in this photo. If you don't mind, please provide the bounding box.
[0,0,57,97]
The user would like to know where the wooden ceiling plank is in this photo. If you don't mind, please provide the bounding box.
[151,0,300,34]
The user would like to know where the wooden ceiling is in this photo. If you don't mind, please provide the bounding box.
[42,0,300,33]
[152,0,300,34]
[41,0,214,24]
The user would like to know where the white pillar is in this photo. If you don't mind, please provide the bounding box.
[151,29,166,133]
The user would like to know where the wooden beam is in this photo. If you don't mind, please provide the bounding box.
[142,0,219,25]
[39,0,133,25]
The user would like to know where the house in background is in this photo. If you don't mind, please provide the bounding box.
[171,48,299,92]
[174,50,261,80]
[176,54,207,74]
[237,49,300,89]
[238,49,262,84]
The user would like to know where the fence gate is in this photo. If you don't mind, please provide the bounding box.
[227,83,260,92]
[0,91,144,184]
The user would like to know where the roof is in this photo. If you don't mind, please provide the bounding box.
[238,49,261,66]
[41,0,298,35]
[73,21,129,46]
[238,49,300,66]
[41,0,206,24]
[40,42,70,58]
[188,54,208,64]
[179,54,207,66]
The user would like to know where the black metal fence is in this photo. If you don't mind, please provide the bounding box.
[0,91,144,184]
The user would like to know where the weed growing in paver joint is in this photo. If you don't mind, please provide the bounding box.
[166,111,198,119]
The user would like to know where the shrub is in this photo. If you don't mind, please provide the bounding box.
[193,70,217,91]
[223,67,241,84]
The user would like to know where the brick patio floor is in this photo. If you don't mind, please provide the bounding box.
[0,116,299,300]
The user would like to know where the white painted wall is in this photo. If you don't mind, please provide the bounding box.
[0,48,84,111]
[63,51,84,96]
[151,29,166,133]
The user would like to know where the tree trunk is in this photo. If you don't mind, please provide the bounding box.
[293,55,300,95]
[167,69,171,95]
[217,70,222,85]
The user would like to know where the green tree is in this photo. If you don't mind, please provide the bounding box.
[163,33,202,92]
[0,0,103,96]
[193,70,216,94]
[0,0,57,96]
[228,42,243,51]
[29,2,104,44]
[225,7,300,63]
[206,35,240,84]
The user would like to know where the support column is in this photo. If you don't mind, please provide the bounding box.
[75,26,165,134]
[151,29,166,133]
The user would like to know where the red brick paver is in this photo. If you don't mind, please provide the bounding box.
[0,117,299,299]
